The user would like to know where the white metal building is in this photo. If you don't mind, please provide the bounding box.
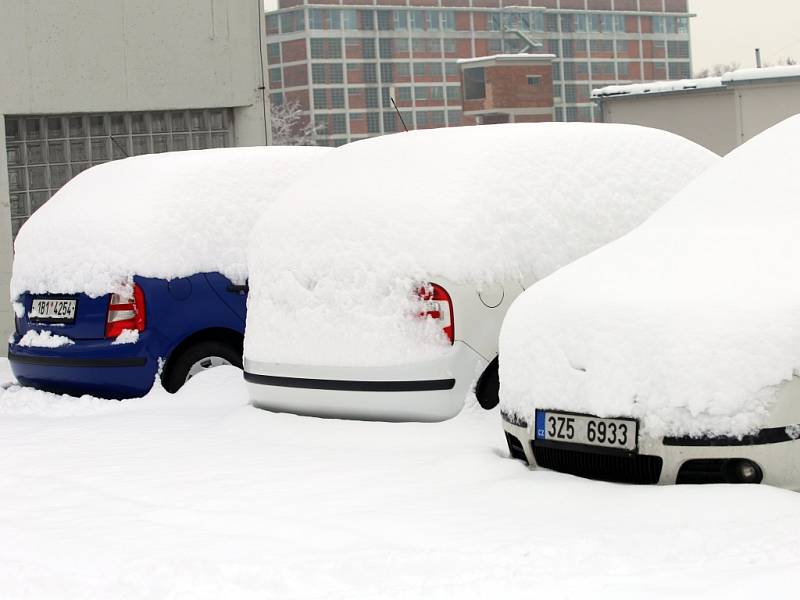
[0,0,269,349]
[593,65,800,155]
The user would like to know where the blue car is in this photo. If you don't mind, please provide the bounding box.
[7,145,330,399]
[8,273,248,399]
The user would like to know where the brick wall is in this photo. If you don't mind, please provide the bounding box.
[462,63,554,115]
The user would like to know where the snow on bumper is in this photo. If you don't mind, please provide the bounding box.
[501,417,800,491]
[244,341,486,422]
[7,332,160,399]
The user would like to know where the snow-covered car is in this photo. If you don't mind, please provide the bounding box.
[499,115,800,490]
[9,146,329,399]
[243,123,718,422]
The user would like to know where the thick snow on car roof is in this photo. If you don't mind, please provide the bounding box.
[499,115,800,439]
[245,123,717,367]
[11,146,330,298]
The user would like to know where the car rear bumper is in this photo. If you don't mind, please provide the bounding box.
[502,417,800,491]
[8,333,160,399]
[244,342,486,422]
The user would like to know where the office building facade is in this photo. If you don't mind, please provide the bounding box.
[0,0,270,350]
[265,0,692,145]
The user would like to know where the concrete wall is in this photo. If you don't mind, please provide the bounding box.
[0,0,269,353]
[0,0,267,137]
[597,89,738,156]
[0,118,12,343]
[597,78,800,157]
[735,81,800,146]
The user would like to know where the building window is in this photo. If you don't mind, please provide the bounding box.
[668,62,691,79]
[267,43,281,63]
[311,38,343,59]
[367,112,381,133]
[590,40,614,54]
[362,38,376,59]
[463,67,485,100]
[312,63,325,83]
[397,87,412,102]
[527,75,542,88]
[359,10,375,31]
[395,38,409,53]
[4,110,232,238]
[414,86,429,101]
[266,14,280,34]
[331,114,347,134]
[379,39,393,59]
[363,63,377,83]
[365,87,379,108]
[446,85,460,101]
[280,10,304,34]
[441,11,456,31]
[269,67,282,87]
[668,41,690,59]
[383,111,397,133]
[331,89,346,108]
[412,10,425,31]
[342,9,358,30]
[395,10,408,30]
[380,63,394,82]
[430,111,445,127]
[313,89,328,109]
[590,62,615,78]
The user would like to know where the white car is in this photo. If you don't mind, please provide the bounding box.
[499,115,800,490]
[244,123,717,422]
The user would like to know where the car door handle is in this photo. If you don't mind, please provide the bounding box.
[226,284,249,294]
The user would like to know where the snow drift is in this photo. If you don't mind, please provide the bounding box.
[11,146,330,299]
[245,123,717,367]
[499,114,800,439]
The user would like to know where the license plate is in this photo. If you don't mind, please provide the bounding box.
[29,297,77,323]
[535,410,638,452]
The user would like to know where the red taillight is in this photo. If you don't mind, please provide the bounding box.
[105,284,146,339]
[417,283,454,344]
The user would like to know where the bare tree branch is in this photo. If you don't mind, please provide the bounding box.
[270,100,325,146]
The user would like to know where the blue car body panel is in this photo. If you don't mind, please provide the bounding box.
[8,273,247,399]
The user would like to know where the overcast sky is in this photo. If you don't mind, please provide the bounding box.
[690,0,800,72]
[264,0,800,73]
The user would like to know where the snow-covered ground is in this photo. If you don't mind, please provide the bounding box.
[1,360,799,599]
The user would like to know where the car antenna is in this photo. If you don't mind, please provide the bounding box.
[388,86,409,132]
[109,135,129,157]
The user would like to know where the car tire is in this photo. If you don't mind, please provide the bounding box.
[475,356,499,410]
[162,340,243,393]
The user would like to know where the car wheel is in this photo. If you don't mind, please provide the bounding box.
[475,356,499,410]
[162,340,243,393]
